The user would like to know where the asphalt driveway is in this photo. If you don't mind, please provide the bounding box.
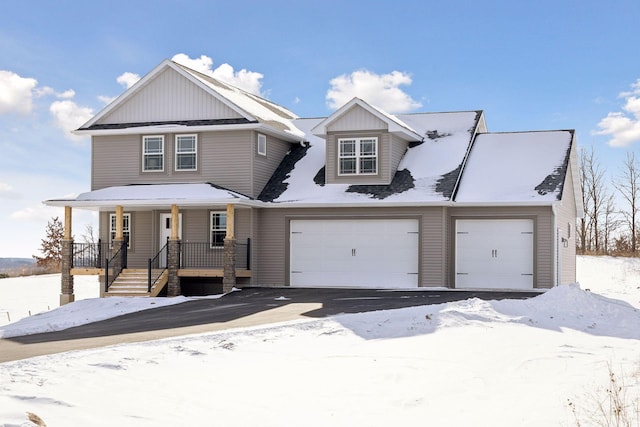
[0,287,540,363]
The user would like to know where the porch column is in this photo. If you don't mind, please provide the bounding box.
[167,204,181,296]
[223,203,236,293]
[60,206,75,305]
[112,205,125,255]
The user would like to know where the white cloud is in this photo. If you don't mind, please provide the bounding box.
[116,72,140,89]
[11,205,61,222]
[49,100,94,143]
[171,53,264,96]
[326,69,422,113]
[0,182,20,200]
[0,70,38,115]
[594,78,640,147]
[97,95,116,105]
[57,89,76,99]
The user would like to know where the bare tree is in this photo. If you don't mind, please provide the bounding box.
[81,223,97,245]
[602,192,619,254]
[578,146,608,253]
[614,152,640,254]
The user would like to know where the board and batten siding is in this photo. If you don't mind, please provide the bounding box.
[447,206,555,289]
[255,207,447,287]
[99,67,242,124]
[92,130,255,196]
[326,104,388,132]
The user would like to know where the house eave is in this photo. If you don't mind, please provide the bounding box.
[73,123,304,142]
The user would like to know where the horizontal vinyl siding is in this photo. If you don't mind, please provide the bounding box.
[557,161,578,284]
[200,131,253,196]
[98,211,153,269]
[256,207,447,287]
[92,130,254,195]
[100,67,241,124]
[448,206,554,289]
[253,133,291,197]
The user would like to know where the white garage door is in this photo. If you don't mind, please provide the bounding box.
[290,219,419,288]
[455,219,534,289]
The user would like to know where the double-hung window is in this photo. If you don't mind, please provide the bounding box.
[338,137,377,175]
[143,135,164,172]
[109,213,131,248]
[175,134,197,171]
[210,211,227,248]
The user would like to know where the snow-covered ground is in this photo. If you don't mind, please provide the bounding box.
[1,256,639,426]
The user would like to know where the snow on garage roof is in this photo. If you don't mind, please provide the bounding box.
[454,130,574,203]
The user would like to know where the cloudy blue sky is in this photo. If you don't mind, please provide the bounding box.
[1,0,639,257]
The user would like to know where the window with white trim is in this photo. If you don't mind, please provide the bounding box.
[210,211,227,248]
[143,135,164,172]
[257,133,267,156]
[338,137,377,175]
[109,213,131,248]
[175,134,197,171]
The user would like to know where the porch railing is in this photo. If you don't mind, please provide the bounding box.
[72,240,109,268]
[104,239,128,293]
[180,239,250,269]
[148,242,168,292]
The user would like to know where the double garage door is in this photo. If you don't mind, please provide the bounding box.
[290,219,419,288]
[455,219,534,289]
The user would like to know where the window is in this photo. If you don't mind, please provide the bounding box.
[175,134,197,171]
[109,213,131,248]
[338,137,377,175]
[143,135,164,172]
[210,211,227,248]
[257,133,267,156]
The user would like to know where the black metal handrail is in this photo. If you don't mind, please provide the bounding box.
[105,239,127,293]
[180,239,250,269]
[72,240,109,268]
[148,242,168,292]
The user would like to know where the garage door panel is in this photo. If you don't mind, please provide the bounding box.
[456,219,534,289]
[290,219,418,288]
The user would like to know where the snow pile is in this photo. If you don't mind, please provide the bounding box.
[0,256,639,426]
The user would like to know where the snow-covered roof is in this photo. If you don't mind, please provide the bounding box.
[77,60,305,140]
[45,183,251,209]
[455,131,574,203]
[259,111,481,204]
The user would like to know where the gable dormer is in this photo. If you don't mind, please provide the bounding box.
[312,98,422,185]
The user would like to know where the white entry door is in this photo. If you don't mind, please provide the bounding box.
[159,213,182,268]
[290,219,419,288]
[455,219,534,289]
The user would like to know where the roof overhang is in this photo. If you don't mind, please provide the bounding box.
[43,183,265,211]
[311,97,423,141]
[73,122,304,143]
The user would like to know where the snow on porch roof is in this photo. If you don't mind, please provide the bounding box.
[44,183,251,209]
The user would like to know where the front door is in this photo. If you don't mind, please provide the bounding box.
[159,213,182,268]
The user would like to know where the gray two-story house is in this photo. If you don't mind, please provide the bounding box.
[46,59,582,304]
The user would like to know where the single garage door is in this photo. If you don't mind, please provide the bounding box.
[290,219,419,288]
[455,219,534,289]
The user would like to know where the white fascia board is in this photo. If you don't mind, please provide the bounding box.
[44,198,265,210]
[78,60,257,131]
[73,123,302,142]
[80,59,174,129]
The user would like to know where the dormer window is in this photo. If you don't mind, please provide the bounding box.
[338,137,377,175]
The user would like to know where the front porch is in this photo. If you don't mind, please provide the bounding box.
[58,201,251,304]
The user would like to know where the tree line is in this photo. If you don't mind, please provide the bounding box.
[578,147,639,255]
